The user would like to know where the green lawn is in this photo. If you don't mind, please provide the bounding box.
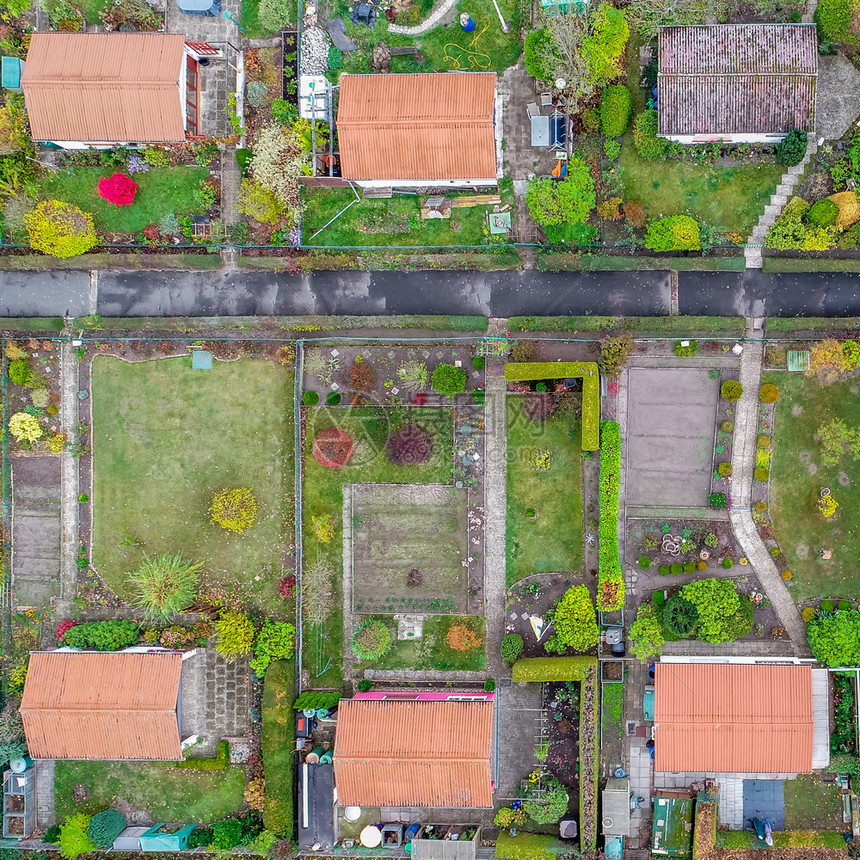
[301,188,513,248]
[92,356,293,615]
[765,371,860,601]
[506,396,583,586]
[354,615,486,671]
[303,406,453,687]
[240,0,295,38]
[81,0,110,22]
[40,166,209,233]
[783,775,844,830]
[54,761,245,824]
[602,683,623,743]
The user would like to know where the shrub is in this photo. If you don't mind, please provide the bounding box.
[512,656,597,683]
[822,599,835,612]
[59,814,95,860]
[501,632,524,662]
[674,339,698,357]
[600,85,632,137]
[632,110,667,160]
[237,178,285,225]
[484,679,496,692]
[654,590,666,605]
[210,487,259,533]
[62,619,139,650]
[128,553,201,622]
[583,107,601,132]
[524,777,569,825]
[8,359,31,387]
[718,462,732,477]
[722,558,733,569]
[757,434,771,448]
[659,564,670,575]
[251,620,296,678]
[603,139,621,161]
[638,556,651,568]
[246,80,269,108]
[25,200,97,258]
[721,420,734,432]
[386,424,433,465]
[472,355,485,370]
[704,533,718,547]
[802,607,816,622]
[88,809,127,849]
[524,28,553,79]
[97,172,138,206]
[831,193,860,229]
[447,622,483,651]
[624,200,646,228]
[432,363,467,397]
[472,389,485,405]
[808,198,838,228]
[176,740,229,769]
[807,610,860,666]
[663,595,700,639]
[839,600,852,611]
[525,159,595,226]
[45,826,61,845]
[326,392,341,406]
[293,692,342,711]
[644,215,700,251]
[357,679,372,692]
[844,339,860,369]
[303,390,319,405]
[495,808,528,829]
[630,603,664,662]
[600,335,633,378]
[683,561,695,573]
[755,467,770,482]
[214,611,255,662]
[9,411,42,442]
[721,380,743,401]
[777,129,807,166]
[697,560,708,570]
[759,383,779,403]
[249,123,305,214]
[349,361,375,391]
[352,619,392,661]
[709,492,730,510]
[681,578,741,642]
[815,0,851,42]
[262,661,294,838]
[598,421,624,611]
[213,819,244,850]
[311,513,334,543]
[671,562,683,575]
[545,585,600,653]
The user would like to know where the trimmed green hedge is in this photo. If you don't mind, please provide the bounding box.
[579,664,598,850]
[175,740,229,769]
[503,362,599,450]
[262,660,295,839]
[293,691,341,711]
[512,656,597,682]
[598,421,624,611]
[496,832,556,860]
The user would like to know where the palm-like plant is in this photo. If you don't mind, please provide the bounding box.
[128,553,202,622]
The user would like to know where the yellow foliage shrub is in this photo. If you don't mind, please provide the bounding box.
[829,191,860,228]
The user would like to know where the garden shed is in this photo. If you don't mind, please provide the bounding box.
[657,24,817,143]
[298,762,336,850]
[332,699,494,807]
[337,73,499,189]
[20,651,184,760]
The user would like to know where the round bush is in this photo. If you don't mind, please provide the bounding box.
[709,492,730,510]
[351,619,392,661]
[600,85,632,137]
[759,383,780,403]
[755,467,770,482]
[722,559,733,569]
[777,128,807,166]
[721,420,734,432]
[808,198,839,228]
[632,110,667,160]
[385,424,432,466]
[326,391,341,406]
[663,594,700,638]
[484,679,496,692]
[357,679,372,692]
[815,0,852,41]
[472,389,485,405]
[8,359,31,387]
[754,500,769,512]
[659,564,670,576]
[802,607,815,623]
[770,546,781,557]
[683,562,695,573]
[500,632,524,662]
[653,590,666,605]
[721,380,743,401]
[472,356,485,370]
[839,600,852,611]
[432,363,467,398]
[210,488,258,533]
[718,462,732,477]
[312,427,354,468]
[303,390,319,405]
[638,556,651,569]
[821,599,835,612]
[757,434,771,448]
[670,562,683,575]
[697,561,708,570]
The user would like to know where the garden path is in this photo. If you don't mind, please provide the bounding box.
[57,337,80,617]
[745,138,818,269]
[728,325,810,654]
[388,0,459,34]
[34,759,55,830]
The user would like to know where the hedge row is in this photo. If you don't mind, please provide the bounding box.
[175,740,229,769]
[262,660,295,839]
[598,421,624,611]
[293,691,341,711]
[512,656,598,682]
[503,362,600,450]
[578,664,599,851]
[495,833,557,860]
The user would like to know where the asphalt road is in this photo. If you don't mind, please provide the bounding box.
[3,267,860,318]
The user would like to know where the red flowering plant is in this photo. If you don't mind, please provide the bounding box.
[56,619,78,641]
[97,172,138,206]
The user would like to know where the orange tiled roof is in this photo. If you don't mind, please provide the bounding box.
[654,662,813,773]
[22,33,187,143]
[333,699,494,807]
[21,651,183,760]
[337,73,497,181]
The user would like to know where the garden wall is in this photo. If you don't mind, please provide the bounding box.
[262,660,295,839]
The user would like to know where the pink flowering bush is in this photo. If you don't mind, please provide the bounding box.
[97,172,138,206]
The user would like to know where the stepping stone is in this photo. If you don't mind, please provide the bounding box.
[327,17,357,50]
[520,612,530,620]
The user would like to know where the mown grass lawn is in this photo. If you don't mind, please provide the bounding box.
[54,761,246,824]
[764,371,860,601]
[303,406,453,688]
[40,167,209,233]
[301,187,514,248]
[354,615,486,671]
[92,356,293,615]
[506,396,583,586]
[80,0,110,23]
[783,775,844,830]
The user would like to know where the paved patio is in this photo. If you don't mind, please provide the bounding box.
[816,53,860,141]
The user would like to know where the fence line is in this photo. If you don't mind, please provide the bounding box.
[1,350,12,711]
[294,340,305,695]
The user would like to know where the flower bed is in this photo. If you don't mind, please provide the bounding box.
[832,673,856,754]
[578,663,598,851]
[598,421,624,611]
